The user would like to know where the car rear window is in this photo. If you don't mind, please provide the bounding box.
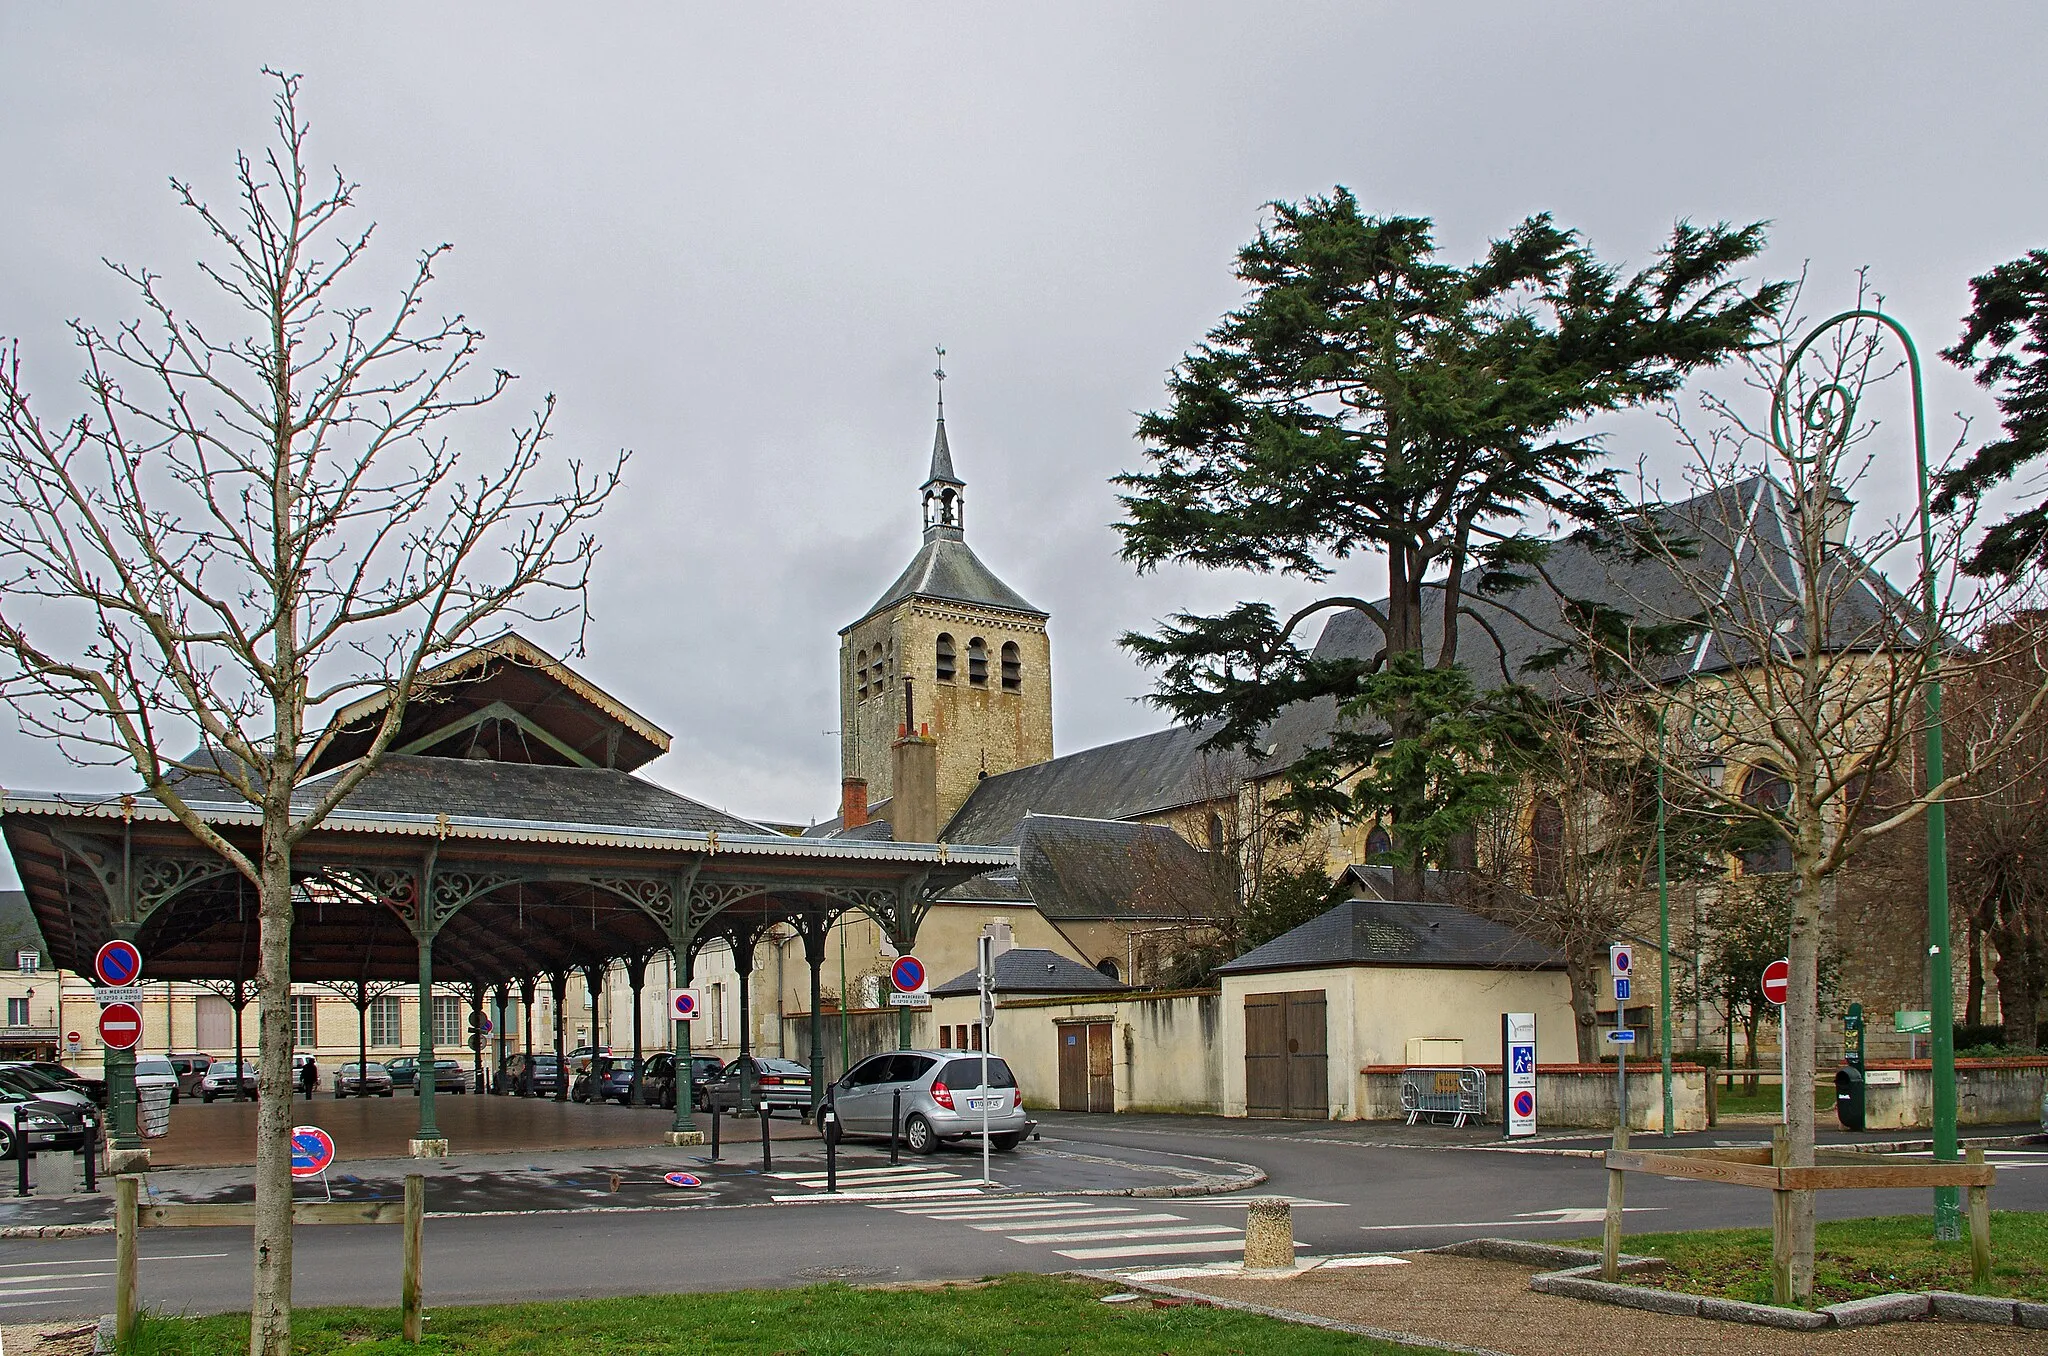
[938,1057,1016,1089]
[761,1060,808,1075]
[135,1058,175,1077]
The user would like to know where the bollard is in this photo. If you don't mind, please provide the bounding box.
[16,1137,30,1198]
[889,1089,901,1165]
[709,1103,720,1162]
[81,1117,98,1193]
[759,1104,772,1171]
[1242,1197,1295,1271]
[824,1101,838,1194]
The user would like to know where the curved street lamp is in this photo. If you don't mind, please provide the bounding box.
[1768,310,1957,1238]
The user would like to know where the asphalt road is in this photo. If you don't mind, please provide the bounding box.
[5,1114,2043,1322]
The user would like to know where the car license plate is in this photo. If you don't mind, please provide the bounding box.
[965,1095,1001,1111]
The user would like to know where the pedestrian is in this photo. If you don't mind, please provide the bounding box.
[299,1057,317,1099]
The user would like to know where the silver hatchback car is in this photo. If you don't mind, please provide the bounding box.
[827,1050,1029,1154]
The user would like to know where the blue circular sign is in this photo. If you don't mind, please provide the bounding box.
[890,955,926,992]
[664,1171,702,1189]
[290,1125,337,1178]
[94,939,142,987]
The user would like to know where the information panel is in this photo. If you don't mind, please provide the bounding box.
[1503,1011,1537,1139]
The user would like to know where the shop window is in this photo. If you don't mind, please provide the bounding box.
[936,633,956,681]
[1000,641,1021,690]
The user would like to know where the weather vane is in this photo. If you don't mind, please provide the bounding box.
[934,344,946,415]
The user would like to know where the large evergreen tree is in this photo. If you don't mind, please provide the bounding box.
[1116,189,1786,897]
[1939,248,2048,578]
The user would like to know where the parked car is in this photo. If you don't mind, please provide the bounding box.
[16,1062,104,1107]
[0,1063,97,1113]
[166,1052,213,1099]
[498,1053,565,1098]
[826,1051,1028,1154]
[0,1089,91,1159]
[702,1056,812,1116]
[636,1052,724,1109]
[416,1058,467,1095]
[334,1061,394,1098]
[133,1056,182,1106]
[199,1060,259,1102]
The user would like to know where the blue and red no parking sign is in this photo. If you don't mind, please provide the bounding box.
[290,1126,337,1179]
[95,939,143,987]
[1512,1090,1535,1120]
[889,955,926,993]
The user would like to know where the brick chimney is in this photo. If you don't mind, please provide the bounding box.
[840,778,869,830]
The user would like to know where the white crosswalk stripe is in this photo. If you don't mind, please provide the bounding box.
[768,1163,987,1201]
[867,1196,1246,1262]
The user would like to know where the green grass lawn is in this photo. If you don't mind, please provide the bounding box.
[117,1275,1435,1355]
[1592,1212,2048,1308]
[1709,1082,1834,1119]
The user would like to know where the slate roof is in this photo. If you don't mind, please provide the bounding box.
[852,534,1043,628]
[1255,475,1926,771]
[942,724,1249,845]
[0,892,46,970]
[940,814,1226,921]
[168,754,772,837]
[930,946,1128,997]
[1216,897,1564,975]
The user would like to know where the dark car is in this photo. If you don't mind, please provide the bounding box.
[166,1052,213,1099]
[335,1061,394,1098]
[499,1053,565,1098]
[20,1062,105,1107]
[572,1056,640,1104]
[703,1056,811,1115]
[199,1060,259,1102]
[0,1090,92,1158]
[637,1052,724,1109]
[421,1059,466,1094]
[385,1056,420,1090]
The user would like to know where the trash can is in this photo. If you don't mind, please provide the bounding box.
[139,1083,173,1139]
[1834,1061,1865,1131]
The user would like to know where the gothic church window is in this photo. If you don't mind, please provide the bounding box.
[967,637,988,684]
[1529,799,1565,896]
[1000,641,1021,690]
[1739,767,1794,875]
[936,634,956,681]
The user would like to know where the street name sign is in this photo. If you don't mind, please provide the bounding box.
[1604,1029,1636,1044]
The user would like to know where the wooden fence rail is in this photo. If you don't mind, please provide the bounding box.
[1600,1129,1993,1306]
[114,1173,426,1346]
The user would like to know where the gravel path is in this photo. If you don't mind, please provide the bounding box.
[1169,1253,2048,1354]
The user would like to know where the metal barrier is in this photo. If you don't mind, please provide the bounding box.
[1399,1066,1487,1126]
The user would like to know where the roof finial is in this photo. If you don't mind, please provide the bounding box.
[933,344,947,419]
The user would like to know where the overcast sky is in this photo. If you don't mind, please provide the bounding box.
[2,3,2043,859]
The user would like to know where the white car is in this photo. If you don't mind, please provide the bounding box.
[0,1062,94,1112]
[0,1092,81,1158]
[133,1055,181,1105]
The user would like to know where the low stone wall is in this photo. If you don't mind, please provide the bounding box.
[1860,1058,2048,1130]
[1361,1063,1709,1132]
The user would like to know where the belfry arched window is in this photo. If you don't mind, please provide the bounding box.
[967,637,988,685]
[1739,767,1794,875]
[935,634,956,682]
[1000,641,1021,691]
[855,649,869,701]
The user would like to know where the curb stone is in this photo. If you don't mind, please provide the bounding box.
[1698,1295,1828,1329]
[1819,1292,1930,1327]
[91,1313,114,1355]
[1530,1267,1699,1316]
[1436,1239,1662,1274]
[2016,1301,2048,1329]
[1929,1290,2017,1324]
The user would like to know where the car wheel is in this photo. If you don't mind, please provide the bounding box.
[0,1124,15,1161]
[382,1090,393,1098]
[904,1113,936,1155]
[989,1132,1023,1153]
[202,1092,215,1104]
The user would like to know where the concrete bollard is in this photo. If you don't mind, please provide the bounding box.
[1242,1197,1295,1271]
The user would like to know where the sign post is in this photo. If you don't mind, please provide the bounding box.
[1762,958,1790,1123]
[1610,945,1633,1139]
[1503,1012,1537,1139]
[289,1125,338,1202]
[95,940,145,1154]
[978,934,995,1186]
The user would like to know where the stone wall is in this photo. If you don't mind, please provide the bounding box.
[1362,1063,1710,1132]
[1859,1058,2046,1130]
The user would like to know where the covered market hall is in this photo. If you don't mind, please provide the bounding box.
[0,635,1012,1160]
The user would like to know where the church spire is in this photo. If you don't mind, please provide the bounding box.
[922,346,965,540]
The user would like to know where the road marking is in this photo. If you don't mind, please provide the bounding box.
[1323,1256,1410,1268]
[1176,1196,1346,1208]
[969,1213,1188,1231]
[0,1285,108,1299]
[906,1204,1128,1221]
[771,1166,959,1182]
[1359,1207,1662,1232]
[771,1186,984,1203]
[1014,1225,1241,1245]
[0,1259,118,1271]
[0,1272,112,1286]
[1054,1238,1248,1260]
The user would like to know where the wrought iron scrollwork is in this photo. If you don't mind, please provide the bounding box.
[590,877,676,933]
[132,856,238,922]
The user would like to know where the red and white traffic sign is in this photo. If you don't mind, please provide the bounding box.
[94,939,143,987]
[65,1030,80,1046]
[99,1002,143,1051]
[890,954,927,993]
[1761,958,1790,1006]
[1608,943,1632,977]
[670,989,700,1021]
[290,1125,337,1178]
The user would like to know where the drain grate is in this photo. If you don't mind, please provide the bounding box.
[793,1263,892,1281]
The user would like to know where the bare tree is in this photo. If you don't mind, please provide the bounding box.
[1549,278,2048,1300]
[0,73,621,1355]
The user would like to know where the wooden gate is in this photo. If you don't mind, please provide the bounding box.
[1056,1021,1115,1112]
[1244,990,1327,1118]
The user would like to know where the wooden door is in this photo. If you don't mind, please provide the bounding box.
[1086,1022,1115,1112]
[1057,1026,1088,1111]
[1244,990,1327,1118]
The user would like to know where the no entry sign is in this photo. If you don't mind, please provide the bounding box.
[890,955,926,993]
[290,1125,337,1178]
[94,939,143,987]
[99,1002,143,1051]
[1761,958,1790,1006]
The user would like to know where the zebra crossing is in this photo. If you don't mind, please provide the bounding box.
[766,1163,989,1202]
[864,1196,1249,1262]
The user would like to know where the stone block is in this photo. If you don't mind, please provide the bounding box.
[1928,1291,2016,1324]
[1242,1197,1294,1270]
[2015,1301,2048,1329]
[407,1138,449,1158]
[103,1146,150,1175]
[1698,1296,1829,1330]
[1819,1292,1930,1327]
[664,1130,706,1146]
[1530,1271,1700,1316]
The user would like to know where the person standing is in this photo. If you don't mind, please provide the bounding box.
[299,1057,317,1099]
